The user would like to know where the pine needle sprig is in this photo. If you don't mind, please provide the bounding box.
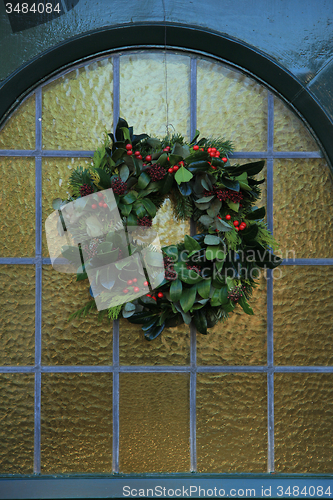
[68,300,97,321]
[171,189,193,220]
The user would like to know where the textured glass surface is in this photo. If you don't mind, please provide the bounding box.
[0,265,35,366]
[119,319,190,366]
[273,159,333,258]
[197,374,267,472]
[0,157,35,257]
[42,266,112,365]
[274,97,319,151]
[0,94,35,150]
[197,276,267,365]
[0,374,34,473]
[119,373,190,472]
[42,58,113,150]
[197,59,267,151]
[275,374,333,472]
[274,266,333,365]
[152,197,191,247]
[42,157,92,256]
[120,53,190,140]
[41,373,112,473]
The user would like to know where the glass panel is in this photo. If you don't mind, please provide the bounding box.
[197,276,267,365]
[0,94,35,150]
[274,97,319,151]
[42,157,92,257]
[0,157,35,257]
[197,59,267,152]
[273,158,333,259]
[120,52,190,140]
[119,319,190,366]
[0,374,34,473]
[41,373,112,473]
[197,374,267,472]
[274,266,333,365]
[42,58,113,150]
[275,374,333,472]
[0,265,35,366]
[119,373,190,472]
[152,197,191,247]
[42,266,113,365]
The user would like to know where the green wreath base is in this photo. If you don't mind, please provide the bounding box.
[55,118,282,340]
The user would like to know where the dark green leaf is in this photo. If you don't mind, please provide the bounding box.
[127,213,138,226]
[159,172,174,195]
[137,171,151,189]
[219,176,240,192]
[226,200,239,212]
[142,198,157,217]
[163,245,178,261]
[144,322,165,340]
[178,183,192,196]
[179,268,203,285]
[197,278,211,299]
[170,279,183,302]
[118,203,132,216]
[193,310,208,335]
[180,285,197,313]
[184,235,201,253]
[215,217,232,232]
[233,160,265,177]
[246,206,266,220]
[134,202,147,218]
[207,198,222,218]
[119,164,129,182]
[206,245,226,261]
[238,296,254,315]
[122,191,138,204]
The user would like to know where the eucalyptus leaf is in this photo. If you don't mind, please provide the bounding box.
[207,199,222,218]
[198,214,214,227]
[174,166,193,184]
[204,235,220,245]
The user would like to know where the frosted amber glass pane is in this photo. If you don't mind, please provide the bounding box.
[0,266,35,366]
[274,97,319,151]
[275,374,333,472]
[119,373,190,472]
[42,58,113,150]
[274,266,333,365]
[152,197,191,247]
[273,159,333,258]
[120,53,190,140]
[197,60,267,151]
[42,266,112,365]
[119,319,190,366]
[0,374,34,473]
[197,374,267,472]
[41,373,112,473]
[0,157,35,257]
[197,276,267,365]
[0,94,35,150]
[42,157,92,256]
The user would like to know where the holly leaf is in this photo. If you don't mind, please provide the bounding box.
[246,206,266,220]
[174,166,193,184]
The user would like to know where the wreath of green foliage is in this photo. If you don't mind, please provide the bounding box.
[56,118,282,340]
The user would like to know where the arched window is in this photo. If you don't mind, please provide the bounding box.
[1,48,332,488]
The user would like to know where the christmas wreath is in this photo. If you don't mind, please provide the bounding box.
[50,118,282,340]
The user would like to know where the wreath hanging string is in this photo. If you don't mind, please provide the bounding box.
[52,118,282,340]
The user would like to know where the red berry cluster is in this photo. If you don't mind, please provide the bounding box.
[111,177,127,195]
[83,238,100,259]
[186,262,201,274]
[227,284,246,303]
[145,163,167,182]
[137,216,152,227]
[203,186,243,204]
[146,291,164,300]
[122,277,142,294]
[79,184,94,197]
[168,160,184,174]
[233,220,247,232]
[164,256,177,281]
[125,143,143,159]
[91,191,108,209]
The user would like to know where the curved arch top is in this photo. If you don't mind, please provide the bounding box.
[0,22,332,169]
